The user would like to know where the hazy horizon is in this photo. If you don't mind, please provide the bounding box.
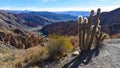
[0,0,120,12]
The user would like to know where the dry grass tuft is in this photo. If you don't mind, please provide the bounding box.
[0,43,47,68]
[111,33,120,39]
[22,45,47,66]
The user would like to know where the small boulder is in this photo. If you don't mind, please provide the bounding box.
[72,51,79,56]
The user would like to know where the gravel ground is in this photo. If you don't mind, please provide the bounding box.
[40,39,120,68]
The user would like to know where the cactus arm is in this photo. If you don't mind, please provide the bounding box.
[99,32,103,40]
[96,32,107,41]
[83,18,88,50]
[85,10,94,50]
[101,35,106,41]
[78,16,83,51]
[82,22,85,50]
[88,8,101,50]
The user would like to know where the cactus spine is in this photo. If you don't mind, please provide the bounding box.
[78,8,106,52]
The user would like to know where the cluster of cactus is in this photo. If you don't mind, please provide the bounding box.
[78,8,106,52]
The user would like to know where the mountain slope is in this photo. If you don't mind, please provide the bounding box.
[13,13,52,26]
[0,10,44,49]
[100,7,120,34]
[40,21,78,36]
[41,8,120,36]
[0,10,26,28]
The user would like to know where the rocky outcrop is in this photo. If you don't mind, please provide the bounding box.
[0,26,43,49]
[0,29,42,49]
[0,10,45,49]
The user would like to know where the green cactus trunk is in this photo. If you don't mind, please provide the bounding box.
[82,18,88,51]
[78,16,83,51]
[85,10,94,50]
[88,8,101,50]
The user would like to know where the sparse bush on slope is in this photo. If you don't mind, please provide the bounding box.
[0,43,47,68]
[47,34,73,59]
[111,33,120,38]
[69,36,79,50]
[22,46,47,67]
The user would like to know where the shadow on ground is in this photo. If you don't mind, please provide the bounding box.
[63,47,100,68]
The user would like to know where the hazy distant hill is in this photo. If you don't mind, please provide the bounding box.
[19,11,77,21]
[6,10,77,21]
[55,11,90,16]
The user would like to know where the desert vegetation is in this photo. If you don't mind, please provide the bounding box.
[78,8,106,52]
[47,34,73,59]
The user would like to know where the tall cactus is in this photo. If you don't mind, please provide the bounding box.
[78,8,106,52]
[82,17,88,50]
[78,16,83,51]
[88,8,101,49]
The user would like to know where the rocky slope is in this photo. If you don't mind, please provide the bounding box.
[100,7,120,35]
[0,10,45,49]
[0,10,26,28]
[39,39,120,68]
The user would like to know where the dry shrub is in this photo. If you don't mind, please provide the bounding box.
[69,36,79,49]
[111,33,120,39]
[23,46,47,66]
[47,34,73,59]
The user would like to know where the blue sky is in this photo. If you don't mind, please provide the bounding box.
[0,0,120,11]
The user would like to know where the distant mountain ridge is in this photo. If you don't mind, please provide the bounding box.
[55,11,90,16]
[6,10,77,21]
[5,10,91,21]
[41,7,120,36]
[23,11,77,21]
